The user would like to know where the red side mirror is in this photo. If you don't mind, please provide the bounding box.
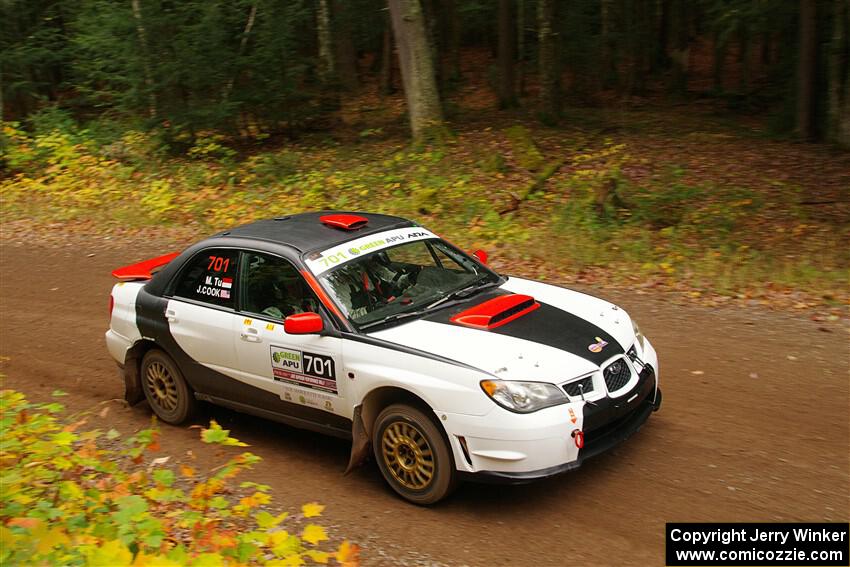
[472,249,488,264]
[284,312,324,334]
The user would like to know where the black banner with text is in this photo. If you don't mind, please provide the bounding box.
[666,523,849,566]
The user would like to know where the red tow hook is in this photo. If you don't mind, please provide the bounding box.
[571,429,584,449]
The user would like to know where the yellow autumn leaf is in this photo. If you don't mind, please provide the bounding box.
[336,541,360,566]
[132,552,184,567]
[85,539,133,566]
[301,502,324,518]
[301,524,328,546]
[266,556,304,567]
[305,550,330,564]
[35,527,70,554]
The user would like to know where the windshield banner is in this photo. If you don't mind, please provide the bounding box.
[305,227,438,275]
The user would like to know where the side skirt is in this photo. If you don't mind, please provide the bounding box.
[195,393,352,441]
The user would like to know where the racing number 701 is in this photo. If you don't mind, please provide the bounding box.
[207,256,230,272]
[304,353,333,378]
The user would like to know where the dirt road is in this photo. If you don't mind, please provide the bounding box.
[1,241,848,566]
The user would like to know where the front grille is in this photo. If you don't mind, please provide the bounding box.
[603,358,631,392]
[564,376,594,397]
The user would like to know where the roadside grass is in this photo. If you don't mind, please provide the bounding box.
[1,114,848,308]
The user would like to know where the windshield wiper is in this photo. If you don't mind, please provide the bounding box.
[358,309,429,331]
[358,278,502,331]
[424,278,500,311]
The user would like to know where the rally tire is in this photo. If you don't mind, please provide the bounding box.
[140,349,195,424]
[372,403,457,505]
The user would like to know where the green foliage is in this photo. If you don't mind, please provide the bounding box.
[68,0,313,133]
[0,388,359,566]
[2,117,847,301]
[503,125,544,171]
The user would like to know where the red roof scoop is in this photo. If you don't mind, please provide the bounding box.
[112,252,180,281]
[320,214,369,230]
[450,294,540,330]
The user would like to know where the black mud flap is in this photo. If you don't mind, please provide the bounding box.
[121,361,145,405]
[344,406,371,475]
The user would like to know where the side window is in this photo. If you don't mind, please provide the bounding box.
[173,249,239,309]
[241,252,319,319]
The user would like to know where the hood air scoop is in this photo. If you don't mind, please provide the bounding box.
[450,294,540,330]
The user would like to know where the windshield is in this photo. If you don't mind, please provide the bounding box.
[315,238,499,328]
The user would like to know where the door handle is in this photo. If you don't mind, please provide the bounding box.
[165,308,177,323]
[240,328,262,343]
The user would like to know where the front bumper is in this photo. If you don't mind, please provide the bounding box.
[442,340,661,483]
[470,378,661,484]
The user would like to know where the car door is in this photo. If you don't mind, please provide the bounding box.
[233,250,349,419]
[166,248,243,394]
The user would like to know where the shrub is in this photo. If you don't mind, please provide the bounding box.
[0,389,358,566]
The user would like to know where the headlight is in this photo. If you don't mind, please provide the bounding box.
[480,380,567,413]
[632,319,645,350]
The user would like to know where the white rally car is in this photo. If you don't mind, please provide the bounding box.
[107,212,661,504]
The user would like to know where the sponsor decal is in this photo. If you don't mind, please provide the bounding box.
[270,345,337,393]
[244,318,252,325]
[569,407,577,424]
[280,385,335,410]
[265,323,275,331]
[588,336,608,353]
[305,227,438,275]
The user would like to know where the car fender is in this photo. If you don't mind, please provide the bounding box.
[343,338,494,417]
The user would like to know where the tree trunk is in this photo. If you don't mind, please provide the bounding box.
[317,0,335,84]
[379,8,395,95]
[600,0,618,88]
[497,0,517,108]
[223,3,258,103]
[538,0,559,118]
[421,0,442,89]
[379,10,395,95]
[656,0,671,70]
[388,0,445,143]
[668,0,689,95]
[829,0,850,147]
[738,26,751,95]
[796,0,817,140]
[517,0,526,95]
[442,0,461,82]
[713,31,727,93]
[332,0,359,90]
[130,0,157,119]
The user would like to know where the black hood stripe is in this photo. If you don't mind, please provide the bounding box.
[426,293,625,366]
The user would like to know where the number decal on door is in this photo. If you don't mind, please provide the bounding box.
[303,353,335,380]
[270,346,337,393]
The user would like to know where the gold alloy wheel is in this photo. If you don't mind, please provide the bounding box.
[381,421,435,490]
[145,361,178,412]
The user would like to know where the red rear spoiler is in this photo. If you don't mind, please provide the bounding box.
[450,294,540,330]
[112,252,180,281]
